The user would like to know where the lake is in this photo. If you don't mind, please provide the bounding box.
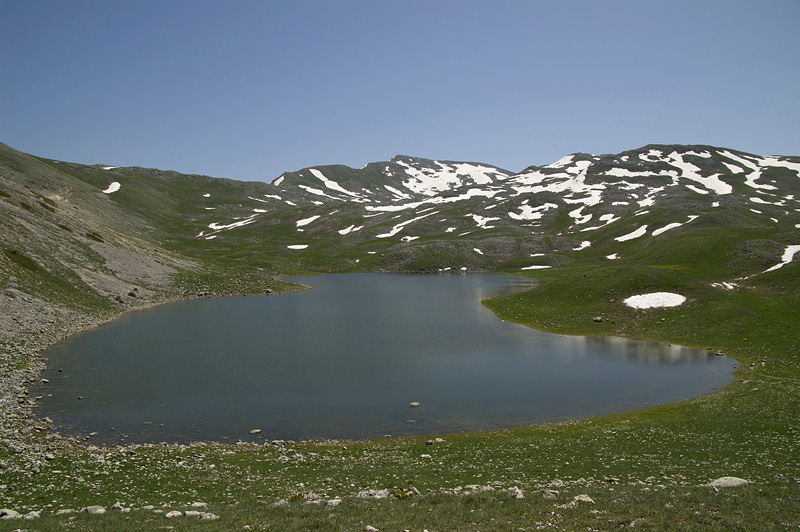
[35,273,735,444]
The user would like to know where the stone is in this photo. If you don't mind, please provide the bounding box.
[593,316,603,322]
[705,476,749,488]
[366,526,379,531]
[200,513,219,520]
[409,402,420,407]
[83,505,106,515]
[420,454,432,459]
[190,501,208,508]
[24,510,40,519]
[0,509,22,519]
[250,429,262,434]
[165,510,183,518]
[573,494,595,504]
[111,501,125,511]
[326,498,343,508]
[356,489,391,499]
[507,486,525,499]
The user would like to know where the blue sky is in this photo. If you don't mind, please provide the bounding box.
[2,1,799,182]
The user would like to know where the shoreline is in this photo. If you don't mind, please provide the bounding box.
[3,272,740,454]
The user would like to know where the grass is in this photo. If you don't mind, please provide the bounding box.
[2,255,799,530]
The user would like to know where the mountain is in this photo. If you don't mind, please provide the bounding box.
[3,142,800,288]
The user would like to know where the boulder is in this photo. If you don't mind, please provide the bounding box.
[83,506,106,515]
[508,486,525,499]
[705,476,749,488]
[573,494,595,504]
[0,509,22,519]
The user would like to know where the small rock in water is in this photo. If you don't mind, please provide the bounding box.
[250,429,262,434]
[409,402,420,407]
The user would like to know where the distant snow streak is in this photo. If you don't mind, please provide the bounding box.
[763,244,800,273]
[615,225,648,242]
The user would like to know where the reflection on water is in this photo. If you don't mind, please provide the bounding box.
[561,335,717,364]
[35,273,736,444]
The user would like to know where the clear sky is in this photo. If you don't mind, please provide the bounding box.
[2,1,799,182]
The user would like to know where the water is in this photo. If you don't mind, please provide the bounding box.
[35,273,735,444]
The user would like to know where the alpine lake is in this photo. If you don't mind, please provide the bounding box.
[34,273,736,444]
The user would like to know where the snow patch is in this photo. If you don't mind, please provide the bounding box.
[203,193,211,198]
[521,265,551,270]
[763,244,800,273]
[102,182,121,194]
[615,225,648,242]
[623,292,686,309]
[473,248,484,255]
[287,245,308,250]
[467,213,500,229]
[606,253,619,260]
[296,215,321,228]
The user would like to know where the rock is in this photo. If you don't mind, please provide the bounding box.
[356,489,391,499]
[464,485,494,494]
[24,510,40,519]
[185,510,203,516]
[366,526,379,531]
[326,498,342,508]
[0,509,22,519]
[573,494,595,504]
[420,454,432,459]
[409,402,420,407]
[271,499,289,508]
[190,501,208,509]
[83,505,106,515]
[593,316,603,322]
[55,509,74,515]
[200,513,219,520]
[111,501,124,511]
[705,476,749,488]
[165,510,183,518]
[507,486,525,499]
[250,429,262,434]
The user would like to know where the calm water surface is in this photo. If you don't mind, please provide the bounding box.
[36,274,735,443]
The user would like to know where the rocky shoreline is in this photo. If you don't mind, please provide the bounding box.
[0,276,283,472]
